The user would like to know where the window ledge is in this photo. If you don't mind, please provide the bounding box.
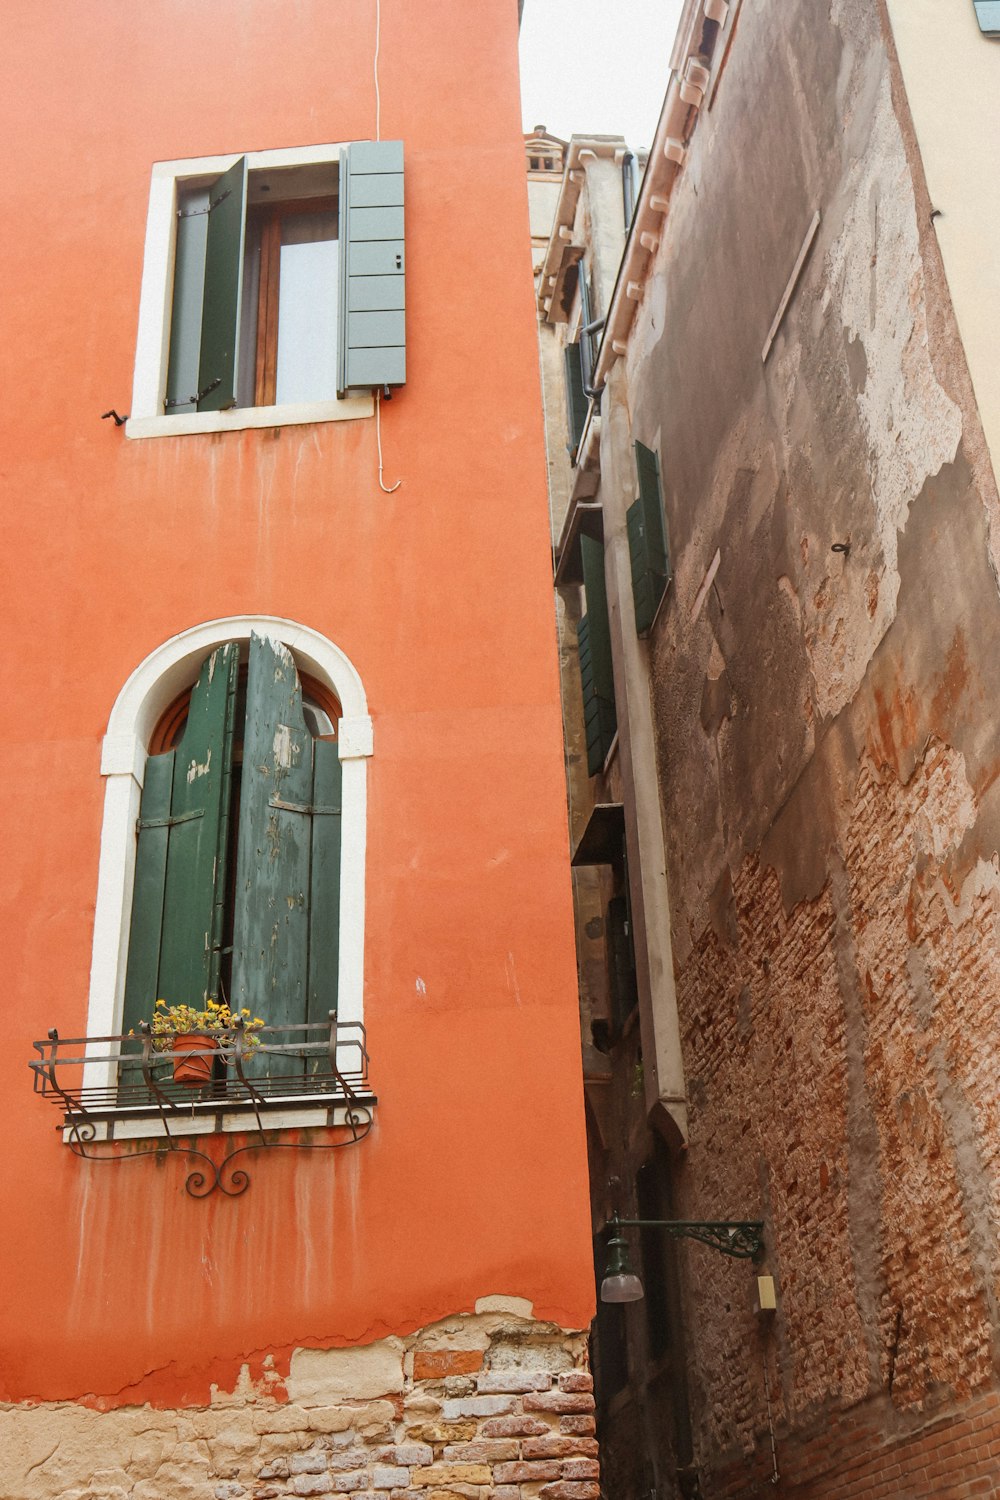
[32,1019,375,1197]
[62,1094,376,1144]
[125,394,374,440]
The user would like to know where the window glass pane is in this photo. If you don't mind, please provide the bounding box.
[275,212,338,405]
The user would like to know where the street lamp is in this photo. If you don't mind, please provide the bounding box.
[599,1214,765,1303]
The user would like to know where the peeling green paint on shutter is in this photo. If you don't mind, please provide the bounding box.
[564,343,588,461]
[232,635,342,1077]
[338,140,405,396]
[579,534,617,775]
[198,155,248,411]
[123,642,240,1031]
[628,440,671,635]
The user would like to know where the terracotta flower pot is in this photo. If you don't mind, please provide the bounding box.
[172,1031,218,1086]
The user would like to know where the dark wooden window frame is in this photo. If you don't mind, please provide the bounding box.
[246,194,338,408]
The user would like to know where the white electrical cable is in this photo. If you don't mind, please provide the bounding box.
[372,0,401,493]
[376,389,400,493]
[374,0,383,141]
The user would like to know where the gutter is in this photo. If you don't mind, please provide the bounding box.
[591,0,729,387]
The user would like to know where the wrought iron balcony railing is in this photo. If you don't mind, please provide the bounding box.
[30,1015,375,1197]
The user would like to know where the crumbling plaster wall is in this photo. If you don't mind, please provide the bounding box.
[620,0,1000,1479]
[0,1310,596,1500]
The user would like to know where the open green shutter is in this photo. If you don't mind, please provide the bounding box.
[166,184,210,414]
[579,534,617,775]
[232,635,342,1074]
[338,140,406,395]
[123,643,239,1031]
[197,155,247,411]
[564,343,588,461]
[627,441,671,635]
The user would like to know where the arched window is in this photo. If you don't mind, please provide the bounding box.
[85,618,372,1065]
[122,635,344,1057]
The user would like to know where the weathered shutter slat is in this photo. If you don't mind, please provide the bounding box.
[233,636,312,1051]
[123,642,239,1030]
[564,343,588,461]
[974,1,1000,35]
[198,155,248,411]
[122,753,174,1032]
[579,534,617,774]
[628,441,671,635]
[338,140,406,396]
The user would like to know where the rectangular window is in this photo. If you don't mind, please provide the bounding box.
[128,141,404,438]
[626,441,671,635]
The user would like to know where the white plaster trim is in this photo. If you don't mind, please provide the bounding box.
[126,396,373,440]
[129,141,374,432]
[85,617,373,1088]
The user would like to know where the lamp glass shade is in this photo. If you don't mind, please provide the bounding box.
[601,1272,645,1303]
[601,1231,644,1302]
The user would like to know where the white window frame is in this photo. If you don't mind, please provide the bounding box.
[85,616,373,1104]
[127,143,374,439]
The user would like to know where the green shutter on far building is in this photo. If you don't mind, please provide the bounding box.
[564,344,589,461]
[627,440,671,635]
[579,533,617,775]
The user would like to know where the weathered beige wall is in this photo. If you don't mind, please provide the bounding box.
[884,0,1000,488]
[579,0,1000,1494]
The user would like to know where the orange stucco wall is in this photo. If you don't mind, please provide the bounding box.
[0,0,594,1405]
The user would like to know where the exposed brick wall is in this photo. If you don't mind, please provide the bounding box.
[671,739,1000,1479]
[845,744,998,1408]
[708,1387,1000,1498]
[0,1314,599,1500]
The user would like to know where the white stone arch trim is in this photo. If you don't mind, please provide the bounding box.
[86,616,373,1061]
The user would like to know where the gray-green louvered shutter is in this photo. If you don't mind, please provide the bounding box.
[166,184,210,414]
[338,140,405,395]
[232,634,342,1077]
[123,642,240,1031]
[564,343,588,461]
[197,155,248,411]
[627,440,671,635]
[974,2,1000,35]
[579,533,617,775]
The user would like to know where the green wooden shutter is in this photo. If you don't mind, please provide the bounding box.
[627,440,671,635]
[232,635,342,1075]
[579,533,617,775]
[338,140,406,395]
[123,643,240,1031]
[197,155,248,411]
[166,184,210,414]
[564,343,588,461]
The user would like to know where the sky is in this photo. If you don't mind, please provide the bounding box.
[519,0,686,151]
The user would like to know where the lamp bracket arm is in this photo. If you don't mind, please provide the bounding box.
[607,1215,765,1261]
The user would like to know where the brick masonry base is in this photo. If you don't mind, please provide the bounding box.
[0,1309,599,1500]
[710,1387,1000,1499]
